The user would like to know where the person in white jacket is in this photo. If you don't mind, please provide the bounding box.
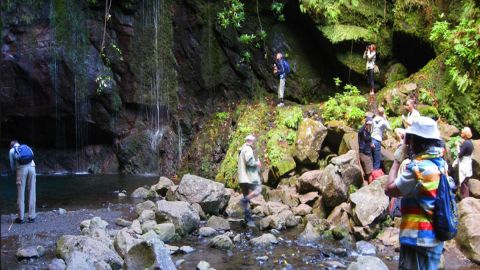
[363,44,377,95]
[237,134,262,227]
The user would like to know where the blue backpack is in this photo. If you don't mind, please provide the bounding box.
[433,173,458,241]
[282,59,291,75]
[15,144,34,165]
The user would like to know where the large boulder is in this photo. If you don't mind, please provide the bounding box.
[297,170,324,193]
[456,198,480,264]
[208,234,234,250]
[80,217,111,249]
[150,177,174,196]
[250,233,278,247]
[206,216,230,231]
[225,194,244,218]
[472,140,480,180]
[298,191,319,205]
[469,179,480,199]
[56,235,123,270]
[156,200,200,235]
[175,174,230,215]
[347,256,388,270]
[267,186,299,208]
[298,217,330,242]
[114,229,143,258]
[338,132,358,156]
[293,204,313,216]
[152,223,176,243]
[330,150,363,187]
[135,200,156,216]
[321,164,348,209]
[349,180,389,227]
[294,118,328,165]
[437,121,459,141]
[325,121,355,154]
[131,187,150,199]
[124,236,176,270]
[270,210,298,230]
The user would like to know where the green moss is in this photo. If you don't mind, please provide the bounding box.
[384,63,408,85]
[320,24,373,43]
[276,106,303,130]
[337,53,366,75]
[389,116,403,130]
[419,106,440,120]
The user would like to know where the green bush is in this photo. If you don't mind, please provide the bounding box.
[322,81,368,128]
[419,106,440,120]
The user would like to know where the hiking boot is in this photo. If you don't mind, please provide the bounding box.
[14,218,24,224]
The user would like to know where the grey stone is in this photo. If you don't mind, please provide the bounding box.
[115,218,132,227]
[152,223,176,243]
[297,170,324,193]
[225,194,244,219]
[16,245,45,259]
[150,176,174,196]
[58,208,67,215]
[180,246,195,253]
[350,180,389,227]
[250,233,278,247]
[124,236,176,270]
[138,210,156,223]
[192,203,207,220]
[356,241,377,255]
[347,256,388,270]
[298,191,319,205]
[135,200,156,216]
[56,235,123,270]
[456,198,480,264]
[156,200,200,235]
[131,220,142,234]
[293,204,313,216]
[114,229,143,258]
[209,234,234,250]
[141,220,157,234]
[48,258,66,270]
[206,216,230,231]
[321,164,349,209]
[294,119,328,165]
[199,227,217,237]
[197,261,211,270]
[131,187,149,199]
[175,174,230,215]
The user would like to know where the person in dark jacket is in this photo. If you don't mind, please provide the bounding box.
[455,127,474,199]
[273,52,288,107]
[358,116,375,183]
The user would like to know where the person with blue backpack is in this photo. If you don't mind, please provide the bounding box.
[385,117,457,270]
[9,140,37,224]
[273,52,291,107]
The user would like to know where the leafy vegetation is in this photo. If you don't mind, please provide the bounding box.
[446,136,462,159]
[322,79,368,128]
[430,2,480,93]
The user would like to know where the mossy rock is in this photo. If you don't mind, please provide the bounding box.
[383,63,408,85]
[320,24,372,44]
[337,53,367,75]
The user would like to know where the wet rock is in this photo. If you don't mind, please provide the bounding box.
[197,260,213,270]
[258,216,273,230]
[311,196,327,219]
[115,218,132,227]
[124,236,176,270]
[138,210,155,223]
[58,208,67,215]
[180,246,195,253]
[321,164,348,209]
[347,256,388,270]
[250,233,278,247]
[206,216,230,231]
[297,170,323,193]
[16,245,45,259]
[325,260,347,269]
[469,179,480,199]
[330,150,363,187]
[118,192,127,197]
[294,118,328,165]
[270,210,298,230]
[114,229,143,258]
[209,234,234,250]
[267,201,289,215]
[293,204,312,216]
[131,187,149,199]
[356,241,377,255]
[327,203,352,235]
[165,244,180,255]
[175,174,230,215]
[350,180,389,227]
[298,217,330,242]
[352,223,382,241]
[141,220,157,234]
[298,191,319,205]
[135,200,156,216]
[56,235,123,270]
[225,194,244,219]
[152,223,176,243]
[150,176,174,196]
[48,258,66,270]
[199,227,217,237]
[192,203,207,220]
[131,220,142,234]
[377,227,400,248]
[156,200,200,235]
[456,197,480,264]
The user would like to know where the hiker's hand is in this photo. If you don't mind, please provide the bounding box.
[257,160,262,168]
[394,144,408,163]
[371,143,375,149]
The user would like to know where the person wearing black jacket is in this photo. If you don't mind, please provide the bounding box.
[358,117,375,183]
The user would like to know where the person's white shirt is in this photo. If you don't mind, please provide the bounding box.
[372,115,391,141]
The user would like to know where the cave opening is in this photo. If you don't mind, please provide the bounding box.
[393,31,436,74]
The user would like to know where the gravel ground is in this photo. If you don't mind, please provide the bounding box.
[0,204,135,269]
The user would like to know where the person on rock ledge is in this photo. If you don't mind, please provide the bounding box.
[9,140,37,224]
[273,52,290,107]
[358,116,375,184]
[237,134,262,227]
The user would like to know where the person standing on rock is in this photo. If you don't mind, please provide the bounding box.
[9,140,37,224]
[454,127,474,199]
[371,107,391,171]
[395,99,420,140]
[363,44,377,95]
[385,117,445,270]
[358,116,375,184]
[273,52,290,107]
[238,134,262,227]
